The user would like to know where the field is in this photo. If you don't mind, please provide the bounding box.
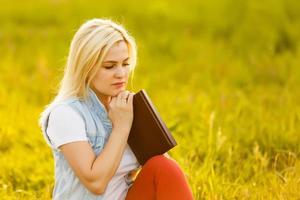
[0,0,300,199]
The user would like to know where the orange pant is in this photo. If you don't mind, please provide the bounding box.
[125,155,194,200]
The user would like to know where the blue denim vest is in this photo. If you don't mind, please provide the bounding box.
[40,88,115,200]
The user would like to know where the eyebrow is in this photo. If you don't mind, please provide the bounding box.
[103,57,130,64]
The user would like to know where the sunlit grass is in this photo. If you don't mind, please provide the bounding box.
[0,0,299,199]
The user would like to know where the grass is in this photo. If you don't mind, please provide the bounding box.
[0,0,299,199]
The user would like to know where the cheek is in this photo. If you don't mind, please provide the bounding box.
[126,68,131,76]
[92,71,111,86]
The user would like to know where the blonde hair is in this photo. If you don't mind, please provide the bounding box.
[56,18,137,102]
[39,18,137,125]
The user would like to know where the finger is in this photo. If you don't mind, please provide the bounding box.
[116,92,123,105]
[117,91,127,102]
[115,93,125,107]
[123,90,130,99]
[127,92,134,106]
[123,91,130,104]
[119,91,130,103]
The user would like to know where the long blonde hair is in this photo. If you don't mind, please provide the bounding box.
[39,18,137,124]
[58,18,137,102]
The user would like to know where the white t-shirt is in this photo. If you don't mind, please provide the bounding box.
[47,105,140,200]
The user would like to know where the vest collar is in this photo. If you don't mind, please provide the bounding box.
[87,87,108,113]
[87,87,112,134]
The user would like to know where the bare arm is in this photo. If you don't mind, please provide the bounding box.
[59,90,134,195]
[60,127,129,195]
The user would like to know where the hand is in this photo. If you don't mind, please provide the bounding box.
[108,90,134,134]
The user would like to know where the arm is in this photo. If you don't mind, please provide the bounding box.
[59,90,134,195]
[60,127,129,195]
[52,90,134,195]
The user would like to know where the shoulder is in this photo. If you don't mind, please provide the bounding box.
[46,103,88,149]
[49,103,84,125]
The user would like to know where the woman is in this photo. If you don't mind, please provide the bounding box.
[39,18,194,200]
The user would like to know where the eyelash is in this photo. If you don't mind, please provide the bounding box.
[104,63,130,69]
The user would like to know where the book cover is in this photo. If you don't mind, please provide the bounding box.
[127,89,177,165]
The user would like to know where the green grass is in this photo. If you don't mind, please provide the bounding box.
[0,0,299,199]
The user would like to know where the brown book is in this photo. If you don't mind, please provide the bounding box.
[128,89,177,165]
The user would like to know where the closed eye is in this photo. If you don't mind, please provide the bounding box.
[104,66,114,69]
[103,63,130,69]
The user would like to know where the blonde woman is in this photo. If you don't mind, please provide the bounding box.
[39,18,194,200]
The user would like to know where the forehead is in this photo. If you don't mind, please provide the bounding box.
[103,40,129,62]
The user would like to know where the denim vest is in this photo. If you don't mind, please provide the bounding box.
[40,88,116,200]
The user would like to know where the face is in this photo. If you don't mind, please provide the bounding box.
[91,40,131,100]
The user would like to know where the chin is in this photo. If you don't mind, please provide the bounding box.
[111,89,124,97]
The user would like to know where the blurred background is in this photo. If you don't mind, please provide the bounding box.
[0,0,299,199]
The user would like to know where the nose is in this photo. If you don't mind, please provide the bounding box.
[115,65,128,78]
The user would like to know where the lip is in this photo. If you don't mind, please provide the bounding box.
[112,82,125,87]
[112,82,125,85]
